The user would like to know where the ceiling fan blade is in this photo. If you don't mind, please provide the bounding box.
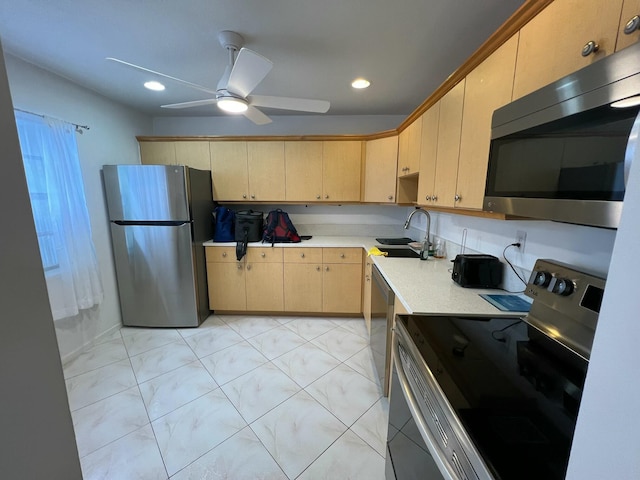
[161,98,218,109]
[243,106,272,125]
[106,57,218,95]
[226,48,273,97]
[249,95,330,113]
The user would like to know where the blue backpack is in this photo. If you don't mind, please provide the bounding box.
[213,206,235,242]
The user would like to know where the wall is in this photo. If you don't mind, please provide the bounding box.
[0,44,82,479]
[153,114,405,136]
[5,54,152,360]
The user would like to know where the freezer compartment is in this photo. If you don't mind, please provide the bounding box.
[110,222,200,327]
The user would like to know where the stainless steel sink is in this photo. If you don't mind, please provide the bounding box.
[376,246,420,258]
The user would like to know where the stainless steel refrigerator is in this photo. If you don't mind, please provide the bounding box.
[102,165,213,327]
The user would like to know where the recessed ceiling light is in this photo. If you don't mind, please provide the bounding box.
[352,78,370,89]
[610,95,640,108]
[217,97,248,113]
[144,81,165,91]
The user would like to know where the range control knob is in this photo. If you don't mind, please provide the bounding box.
[533,271,552,287]
[553,278,574,296]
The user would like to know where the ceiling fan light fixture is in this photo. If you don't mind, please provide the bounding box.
[217,96,248,113]
[144,80,165,91]
[610,95,640,108]
[351,78,370,89]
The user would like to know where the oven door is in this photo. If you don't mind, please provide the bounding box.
[386,319,493,480]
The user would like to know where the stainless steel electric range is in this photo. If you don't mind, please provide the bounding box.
[386,259,606,480]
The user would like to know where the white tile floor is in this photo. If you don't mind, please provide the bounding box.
[63,314,388,479]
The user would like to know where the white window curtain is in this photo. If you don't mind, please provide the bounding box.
[15,110,103,320]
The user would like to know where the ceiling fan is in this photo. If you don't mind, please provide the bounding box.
[107,30,330,125]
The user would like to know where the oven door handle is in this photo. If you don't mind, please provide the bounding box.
[392,327,459,480]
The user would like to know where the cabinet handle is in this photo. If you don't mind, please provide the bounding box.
[300,253,305,258]
[237,263,243,270]
[251,194,255,199]
[387,195,393,200]
[316,266,321,271]
[325,266,330,272]
[222,252,227,257]
[242,194,247,199]
[454,194,461,202]
[325,194,329,199]
[432,195,438,202]
[581,40,599,57]
[425,195,431,201]
[246,264,252,271]
[261,252,266,258]
[340,253,345,258]
[624,15,640,34]
[316,194,321,200]
[366,277,370,282]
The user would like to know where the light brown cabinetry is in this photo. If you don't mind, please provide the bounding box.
[206,247,247,311]
[416,103,440,205]
[285,141,323,201]
[455,36,518,210]
[397,118,422,177]
[322,248,362,313]
[209,141,249,201]
[322,141,362,202]
[283,248,323,312]
[363,136,398,203]
[244,248,284,311]
[139,141,176,165]
[247,142,285,201]
[616,0,640,51]
[431,80,465,208]
[513,0,624,99]
[362,254,372,333]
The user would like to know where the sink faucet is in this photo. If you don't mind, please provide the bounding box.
[404,207,431,260]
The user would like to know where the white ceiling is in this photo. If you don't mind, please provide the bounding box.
[0,0,525,121]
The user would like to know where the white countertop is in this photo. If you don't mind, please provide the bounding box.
[203,236,527,318]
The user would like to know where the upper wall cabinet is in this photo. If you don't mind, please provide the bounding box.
[247,141,286,201]
[513,0,624,99]
[430,80,465,208]
[322,141,362,202]
[616,0,640,51]
[364,136,398,203]
[209,141,250,201]
[416,103,440,205]
[285,141,323,201]
[139,141,176,165]
[397,117,422,177]
[455,35,519,210]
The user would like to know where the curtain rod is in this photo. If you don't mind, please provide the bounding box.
[15,108,90,133]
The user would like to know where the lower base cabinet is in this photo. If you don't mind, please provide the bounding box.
[207,246,362,314]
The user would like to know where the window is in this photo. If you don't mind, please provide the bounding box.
[15,111,103,320]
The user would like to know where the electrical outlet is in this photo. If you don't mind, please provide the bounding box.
[515,230,527,253]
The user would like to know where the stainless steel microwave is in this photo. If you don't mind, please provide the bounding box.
[484,41,640,229]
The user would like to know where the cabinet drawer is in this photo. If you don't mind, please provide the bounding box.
[283,248,323,263]
[246,247,283,263]
[322,248,362,264]
[206,246,238,263]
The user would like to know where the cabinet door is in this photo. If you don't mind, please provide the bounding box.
[616,0,640,51]
[362,255,372,333]
[139,142,176,165]
[513,0,624,99]
[322,141,362,202]
[417,103,440,206]
[323,263,362,313]
[174,141,211,170]
[456,36,518,210]
[209,141,249,201]
[432,80,465,208]
[207,262,246,310]
[283,263,323,312]
[247,141,286,201]
[364,136,398,203]
[397,117,422,177]
[245,262,284,311]
[285,141,323,201]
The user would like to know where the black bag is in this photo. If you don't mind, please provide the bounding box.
[262,209,301,246]
[213,206,235,242]
[235,210,263,260]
